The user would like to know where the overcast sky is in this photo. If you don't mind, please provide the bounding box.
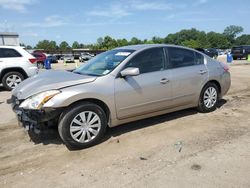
[0,0,249,46]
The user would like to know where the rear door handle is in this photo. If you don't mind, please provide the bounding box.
[160,78,169,84]
[199,70,207,75]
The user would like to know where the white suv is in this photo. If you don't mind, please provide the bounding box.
[0,46,38,90]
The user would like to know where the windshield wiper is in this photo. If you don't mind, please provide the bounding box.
[73,71,100,77]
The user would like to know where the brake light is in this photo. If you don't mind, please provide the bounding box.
[220,62,229,72]
[29,58,37,64]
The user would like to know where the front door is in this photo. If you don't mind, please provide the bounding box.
[114,47,172,119]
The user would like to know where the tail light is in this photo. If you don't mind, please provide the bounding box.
[220,62,229,72]
[29,58,37,64]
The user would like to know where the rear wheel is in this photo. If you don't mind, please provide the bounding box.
[2,71,24,90]
[197,83,219,113]
[58,102,107,149]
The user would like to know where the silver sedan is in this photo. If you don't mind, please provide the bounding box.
[10,44,231,149]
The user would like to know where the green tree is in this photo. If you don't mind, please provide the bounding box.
[102,36,118,49]
[72,41,80,49]
[223,25,243,39]
[59,41,70,51]
[223,25,243,45]
[235,34,250,45]
[26,45,33,49]
[152,36,164,44]
[164,28,208,48]
[49,41,57,51]
[36,40,51,50]
[117,38,128,47]
[129,37,142,45]
[181,40,200,48]
[35,40,57,51]
[206,32,230,48]
[97,37,104,46]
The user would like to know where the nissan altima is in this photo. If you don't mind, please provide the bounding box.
[9,44,231,149]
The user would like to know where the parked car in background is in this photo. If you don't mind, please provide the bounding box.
[195,48,218,58]
[63,54,74,63]
[79,52,94,62]
[47,55,58,64]
[0,45,38,90]
[73,54,80,60]
[231,45,250,60]
[206,48,218,58]
[32,52,46,69]
[10,44,231,149]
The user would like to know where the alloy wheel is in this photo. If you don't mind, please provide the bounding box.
[6,74,22,88]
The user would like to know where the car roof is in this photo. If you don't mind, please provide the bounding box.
[114,44,193,51]
[0,45,23,49]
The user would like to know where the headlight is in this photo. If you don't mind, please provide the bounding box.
[20,90,60,110]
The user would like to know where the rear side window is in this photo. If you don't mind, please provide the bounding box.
[195,52,204,65]
[168,47,195,68]
[0,48,22,58]
[125,48,165,74]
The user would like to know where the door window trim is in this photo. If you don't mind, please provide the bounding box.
[119,47,167,76]
[165,47,204,69]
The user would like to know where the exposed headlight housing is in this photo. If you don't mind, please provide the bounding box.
[20,90,60,110]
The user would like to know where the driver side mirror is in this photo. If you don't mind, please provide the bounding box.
[120,67,140,77]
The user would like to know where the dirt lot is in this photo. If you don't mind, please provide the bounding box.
[0,59,250,188]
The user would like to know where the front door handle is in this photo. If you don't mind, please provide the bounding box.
[160,78,169,84]
[199,70,207,75]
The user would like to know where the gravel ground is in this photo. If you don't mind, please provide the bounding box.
[0,56,250,188]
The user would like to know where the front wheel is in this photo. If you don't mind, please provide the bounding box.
[197,83,219,113]
[58,102,107,149]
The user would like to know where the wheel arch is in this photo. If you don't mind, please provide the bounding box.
[0,67,28,81]
[206,80,221,96]
[67,98,111,125]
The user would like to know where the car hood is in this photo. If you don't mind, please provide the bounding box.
[12,70,97,99]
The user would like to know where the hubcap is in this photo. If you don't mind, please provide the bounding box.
[37,63,43,69]
[6,75,22,88]
[203,87,217,108]
[70,111,101,143]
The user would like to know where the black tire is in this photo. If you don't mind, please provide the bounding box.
[233,57,237,60]
[58,102,107,149]
[197,82,219,113]
[37,62,44,69]
[2,71,24,91]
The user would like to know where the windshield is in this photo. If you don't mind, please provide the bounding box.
[74,49,135,76]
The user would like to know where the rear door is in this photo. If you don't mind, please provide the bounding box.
[166,47,208,107]
[114,47,172,119]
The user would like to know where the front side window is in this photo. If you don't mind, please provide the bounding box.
[168,47,195,68]
[0,48,22,58]
[74,49,135,76]
[125,48,165,74]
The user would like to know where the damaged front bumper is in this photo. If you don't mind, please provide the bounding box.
[8,96,63,133]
